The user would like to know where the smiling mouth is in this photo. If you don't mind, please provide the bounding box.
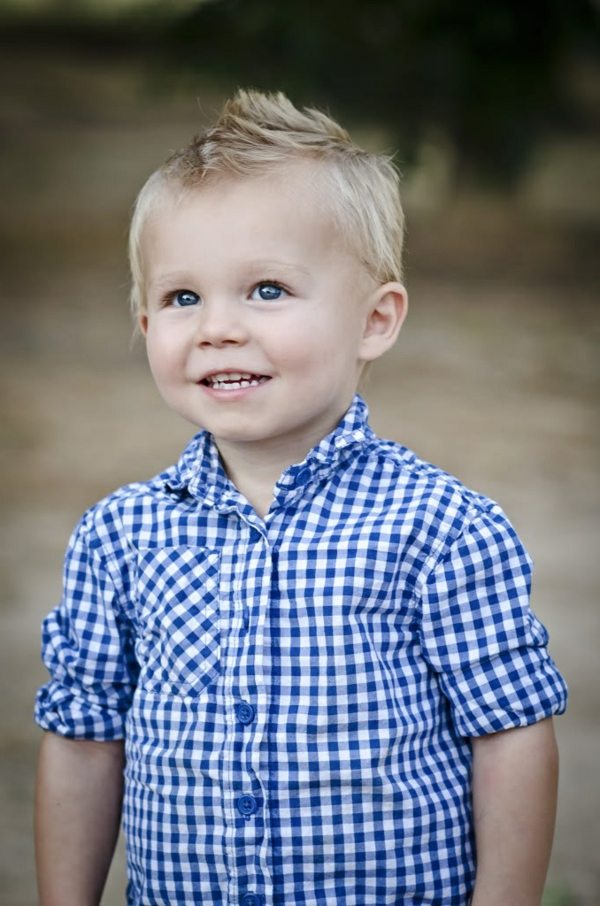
[200,371,271,390]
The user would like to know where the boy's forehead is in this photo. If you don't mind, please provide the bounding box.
[144,165,343,259]
[154,160,331,223]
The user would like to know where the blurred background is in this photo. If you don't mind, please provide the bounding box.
[0,1,598,903]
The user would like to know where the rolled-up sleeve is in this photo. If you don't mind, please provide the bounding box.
[35,516,138,739]
[418,502,568,737]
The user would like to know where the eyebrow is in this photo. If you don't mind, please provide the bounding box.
[241,260,312,278]
[149,272,196,291]
[149,261,311,290]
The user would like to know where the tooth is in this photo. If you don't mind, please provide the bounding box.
[203,372,267,389]
[209,372,255,383]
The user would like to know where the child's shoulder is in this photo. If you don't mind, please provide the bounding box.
[72,433,205,551]
[362,433,517,556]
[366,433,495,513]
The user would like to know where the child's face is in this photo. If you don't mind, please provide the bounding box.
[139,164,402,464]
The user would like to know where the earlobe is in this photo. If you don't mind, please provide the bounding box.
[360,282,408,362]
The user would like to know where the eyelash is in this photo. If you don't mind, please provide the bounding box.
[161,280,290,309]
[251,280,289,301]
[164,289,200,308]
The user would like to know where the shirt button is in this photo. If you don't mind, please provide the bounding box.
[241,894,263,906]
[237,794,258,817]
[236,701,256,725]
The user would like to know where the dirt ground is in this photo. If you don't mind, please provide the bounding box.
[1,52,598,905]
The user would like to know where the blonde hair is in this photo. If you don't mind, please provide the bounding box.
[129,89,405,316]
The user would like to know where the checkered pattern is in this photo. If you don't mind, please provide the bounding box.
[36,396,567,905]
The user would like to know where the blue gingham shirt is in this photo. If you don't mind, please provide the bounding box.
[36,396,567,905]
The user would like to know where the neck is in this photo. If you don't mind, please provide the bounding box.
[212,398,358,517]
[215,434,322,519]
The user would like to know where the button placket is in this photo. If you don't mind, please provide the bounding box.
[222,523,272,902]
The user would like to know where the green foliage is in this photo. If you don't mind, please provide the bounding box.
[1,0,598,186]
[162,0,599,186]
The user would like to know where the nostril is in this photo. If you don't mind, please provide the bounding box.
[197,337,243,348]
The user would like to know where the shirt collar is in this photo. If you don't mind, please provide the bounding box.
[165,394,373,514]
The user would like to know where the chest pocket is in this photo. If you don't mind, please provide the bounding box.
[135,547,221,696]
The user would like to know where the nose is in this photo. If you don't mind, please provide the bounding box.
[194,298,247,348]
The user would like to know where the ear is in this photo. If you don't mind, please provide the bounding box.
[359,282,408,363]
[138,313,149,337]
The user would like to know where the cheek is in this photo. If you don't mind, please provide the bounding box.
[145,331,181,382]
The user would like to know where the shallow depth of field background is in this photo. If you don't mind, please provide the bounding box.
[0,2,598,904]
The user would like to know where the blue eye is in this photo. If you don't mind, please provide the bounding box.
[252,282,286,302]
[172,289,200,307]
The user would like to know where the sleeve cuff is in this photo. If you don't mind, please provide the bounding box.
[35,681,129,740]
[437,646,568,737]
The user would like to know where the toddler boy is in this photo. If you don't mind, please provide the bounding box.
[35,90,567,906]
